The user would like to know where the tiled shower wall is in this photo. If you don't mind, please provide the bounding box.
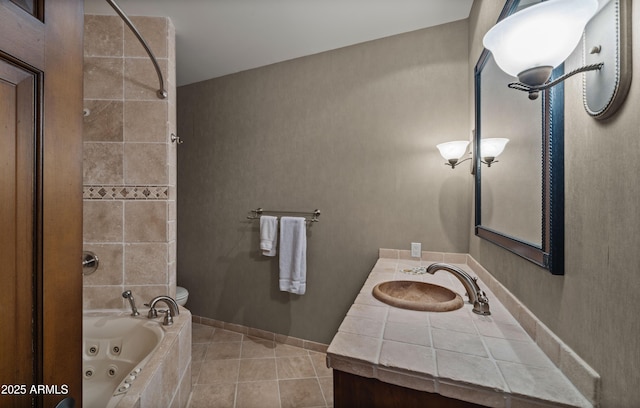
[82,15,177,308]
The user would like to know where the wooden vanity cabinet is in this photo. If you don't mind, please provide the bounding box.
[334,370,488,408]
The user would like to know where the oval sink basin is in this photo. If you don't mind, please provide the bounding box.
[372,280,464,312]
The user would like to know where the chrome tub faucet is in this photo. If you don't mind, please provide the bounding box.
[145,295,180,326]
[426,263,491,315]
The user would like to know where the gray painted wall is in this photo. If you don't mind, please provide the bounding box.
[469,2,640,407]
[177,20,470,344]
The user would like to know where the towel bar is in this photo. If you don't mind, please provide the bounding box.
[247,208,321,223]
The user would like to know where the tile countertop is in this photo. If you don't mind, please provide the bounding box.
[326,255,592,408]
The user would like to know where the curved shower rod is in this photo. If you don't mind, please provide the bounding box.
[106,0,168,99]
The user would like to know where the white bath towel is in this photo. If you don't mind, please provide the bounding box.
[279,217,307,295]
[260,216,278,257]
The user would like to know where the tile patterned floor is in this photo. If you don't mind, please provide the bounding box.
[189,323,334,408]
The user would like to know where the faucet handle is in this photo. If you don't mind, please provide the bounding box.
[472,290,491,316]
[158,309,173,326]
[144,304,158,319]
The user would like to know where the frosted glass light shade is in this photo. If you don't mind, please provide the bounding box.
[481,138,509,158]
[436,141,469,161]
[483,0,598,81]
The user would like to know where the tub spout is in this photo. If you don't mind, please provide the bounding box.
[122,290,140,316]
[425,263,491,315]
[146,295,180,325]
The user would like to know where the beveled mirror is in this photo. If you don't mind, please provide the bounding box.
[474,0,564,275]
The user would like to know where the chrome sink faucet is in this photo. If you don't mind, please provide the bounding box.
[122,290,140,316]
[425,263,491,315]
[145,295,180,325]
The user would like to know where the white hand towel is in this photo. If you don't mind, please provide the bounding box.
[260,216,278,257]
[279,217,307,295]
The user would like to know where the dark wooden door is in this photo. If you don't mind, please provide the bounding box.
[0,0,83,406]
[0,49,39,407]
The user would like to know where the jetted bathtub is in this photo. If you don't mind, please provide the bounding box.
[83,308,192,408]
[83,314,164,408]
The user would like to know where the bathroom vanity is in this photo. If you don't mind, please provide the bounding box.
[326,251,592,408]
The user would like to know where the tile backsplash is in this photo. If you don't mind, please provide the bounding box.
[82,14,177,309]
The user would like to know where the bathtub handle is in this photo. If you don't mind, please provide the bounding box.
[144,304,158,319]
[144,305,172,325]
[158,309,173,326]
[82,251,99,276]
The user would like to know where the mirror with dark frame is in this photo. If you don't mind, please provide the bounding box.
[474,0,564,275]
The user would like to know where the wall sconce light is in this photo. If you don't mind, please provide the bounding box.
[436,141,470,169]
[483,0,631,119]
[437,138,509,169]
[479,138,509,167]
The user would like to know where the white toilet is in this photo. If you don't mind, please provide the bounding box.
[176,286,189,307]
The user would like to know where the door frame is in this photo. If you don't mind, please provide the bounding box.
[0,0,84,406]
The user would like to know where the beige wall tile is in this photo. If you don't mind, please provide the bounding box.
[443,253,468,264]
[84,57,123,99]
[83,200,124,243]
[83,142,124,184]
[124,201,167,242]
[83,15,177,316]
[161,337,181,404]
[142,361,171,408]
[124,101,168,142]
[82,243,124,285]
[178,363,192,408]
[167,19,175,66]
[559,345,600,407]
[124,57,169,100]
[124,243,168,285]
[124,143,168,185]
[83,286,124,309]
[84,100,124,142]
[303,340,329,353]
[379,248,399,259]
[125,17,168,58]
[84,15,123,57]
[126,284,170,302]
[179,320,192,375]
[168,200,177,223]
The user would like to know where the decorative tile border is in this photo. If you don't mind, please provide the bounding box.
[83,185,169,200]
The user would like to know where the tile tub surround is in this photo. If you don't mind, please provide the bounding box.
[85,308,192,408]
[327,250,598,408]
[82,14,178,306]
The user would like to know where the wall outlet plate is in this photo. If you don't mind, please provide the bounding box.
[411,242,421,258]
